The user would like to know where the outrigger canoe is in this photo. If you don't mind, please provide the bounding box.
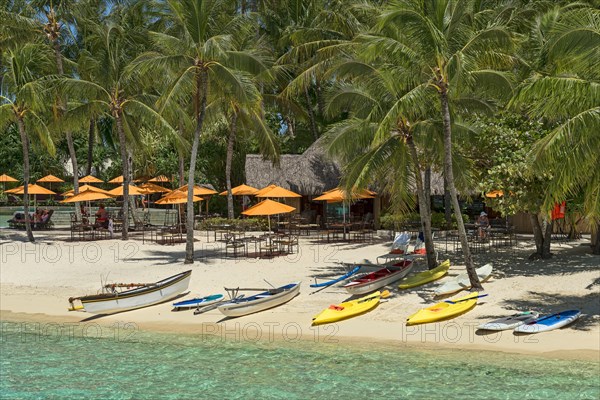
[343,260,413,295]
[68,270,192,314]
[310,266,361,288]
[406,292,482,325]
[312,291,388,325]
[398,259,451,289]
[218,282,301,317]
[173,294,224,310]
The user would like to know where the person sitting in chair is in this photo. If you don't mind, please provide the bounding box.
[95,204,109,229]
[477,211,490,240]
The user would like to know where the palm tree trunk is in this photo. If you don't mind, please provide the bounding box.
[66,131,81,221]
[53,37,82,221]
[185,69,208,264]
[424,167,431,214]
[407,138,436,269]
[115,112,129,240]
[17,118,34,242]
[529,213,553,259]
[440,90,482,290]
[178,154,185,187]
[444,174,452,228]
[226,112,237,219]
[86,118,95,175]
[304,86,319,140]
[593,224,600,255]
[127,150,140,225]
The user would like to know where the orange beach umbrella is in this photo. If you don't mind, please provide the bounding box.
[138,182,171,194]
[255,185,301,198]
[485,190,504,198]
[155,190,203,205]
[37,174,64,183]
[108,185,146,196]
[242,199,295,231]
[61,191,114,203]
[149,175,170,183]
[219,184,259,196]
[177,184,218,196]
[79,175,104,183]
[11,184,56,195]
[313,188,376,203]
[0,173,18,183]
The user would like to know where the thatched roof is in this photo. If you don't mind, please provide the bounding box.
[245,141,340,196]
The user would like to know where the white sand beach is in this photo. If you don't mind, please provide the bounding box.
[1,229,598,361]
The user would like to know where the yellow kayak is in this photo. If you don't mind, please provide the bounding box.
[406,292,479,325]
[398,259,450,289]
[312,291,385,325]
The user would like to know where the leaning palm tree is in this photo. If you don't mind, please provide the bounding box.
[0,44,55,242]
[510,5,600,254]
[369,0,516,288]
[132,0,270,263]
[60,17,177,240]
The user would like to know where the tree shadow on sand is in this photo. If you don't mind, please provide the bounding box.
[492,291,600,332]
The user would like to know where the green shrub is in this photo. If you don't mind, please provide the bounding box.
[197,217,269,231]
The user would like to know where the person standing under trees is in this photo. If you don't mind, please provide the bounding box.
[477,212,490,240]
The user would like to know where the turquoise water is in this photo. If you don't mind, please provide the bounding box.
[1,320,598,399]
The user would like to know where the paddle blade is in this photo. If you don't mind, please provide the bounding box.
[380,290,391,299]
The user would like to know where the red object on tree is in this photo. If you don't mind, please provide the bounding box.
[551,201,566,220]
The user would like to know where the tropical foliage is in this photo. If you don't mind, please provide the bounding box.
[1,0,598,258]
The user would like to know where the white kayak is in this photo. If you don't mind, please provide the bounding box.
[434,263,493,296]
[477,311,539,331]
[514,310,581,334]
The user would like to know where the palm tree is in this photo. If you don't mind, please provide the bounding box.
[0,44,55,242]
[510,5,600,254]
[60,14,177,240]
[133,0,270,263]
[2,1,85,220]
[371,0,516,288]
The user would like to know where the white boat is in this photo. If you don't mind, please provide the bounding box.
[218,282,301,317]
[68,270,192,314]
[343,260,413,295]
[477,311,539,331]
[434,263,493,296]
[514,310,581,334]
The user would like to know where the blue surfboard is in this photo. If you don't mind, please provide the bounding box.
[173,294,224,309]
[514,309,581,333]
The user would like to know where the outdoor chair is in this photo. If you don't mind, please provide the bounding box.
[224,233,247,258]
[276,234,299,254]
[259,235,279,258]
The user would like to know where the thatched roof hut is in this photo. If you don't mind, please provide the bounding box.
[245,141,340,195]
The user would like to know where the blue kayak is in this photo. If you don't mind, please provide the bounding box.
[514,309,581,333]
[173,294,224,309]
[310,266,361,288]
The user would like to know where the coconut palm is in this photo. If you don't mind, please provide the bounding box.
[366,0,516,288]
[510,5,600,254]
[323,62,476,269]
[132,0,270,263]
[1,1,86,220]
[0,44,55,242]
[60,14,177,240]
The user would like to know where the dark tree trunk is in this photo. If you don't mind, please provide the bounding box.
[407,138,437,269]
[17,118,34,242]
[529,213,553,259]
[86,118,95,175]
[225,112,237,219]
[185,68,208,264]
[53,36,81,221]
[178,154,185,187]
[424,167,431,215]
[440,89,482,290]
[115,112,129,240]
[593,224,600,255]
[304,86,319,140]
[444,174,452,228]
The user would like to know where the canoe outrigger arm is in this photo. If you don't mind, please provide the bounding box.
[224,287,283,299]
